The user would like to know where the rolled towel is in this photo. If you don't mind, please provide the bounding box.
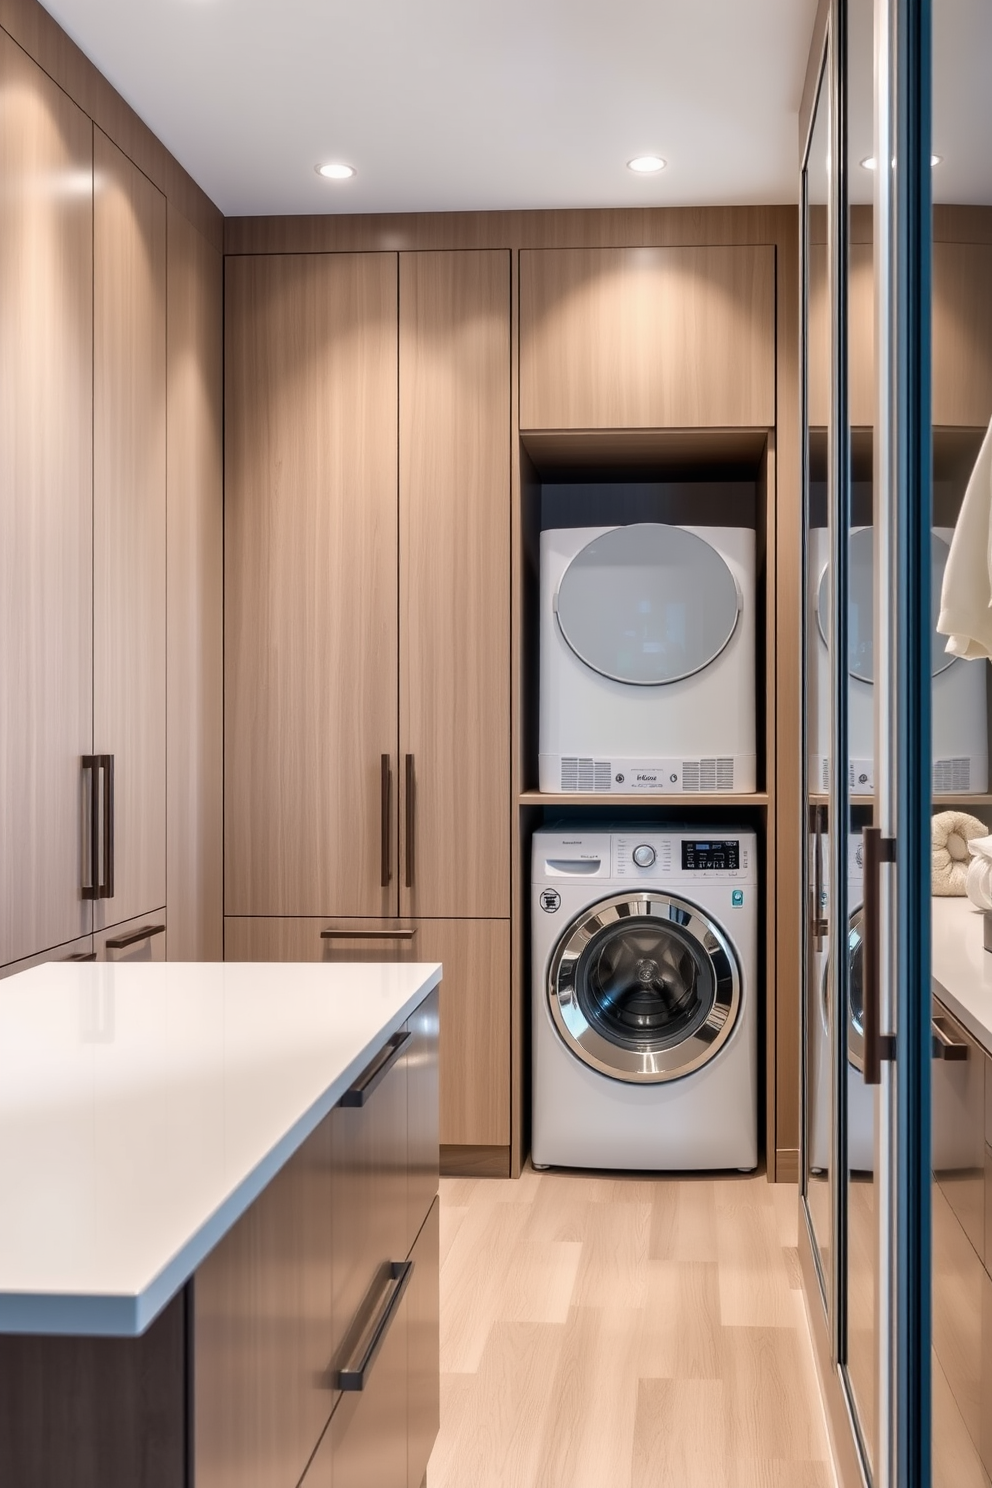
[932,810,989,895]
[967,833,992,910]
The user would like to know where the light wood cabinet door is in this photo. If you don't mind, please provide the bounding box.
[933,241,992,428]
[0,35,93,966]
[93,129,167,932]
[223,916,510,1148]
[808,241,876,428]
[519,245,776,430]
[399,250,511,918]
[225,253,399,917]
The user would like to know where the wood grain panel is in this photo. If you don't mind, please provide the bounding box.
[166,205,223,961]
[0,33,93,965]
[226,204,799,257]
[223,916,510,1149]
[0,1290,186,1488]
[224,253,399,917]
[408,987,440,1242]
[0,0,221,247]
[808,241,875,428]
[519,246,776,429]
[93,128,167,932]
[407,1198,440,1488]
[933,241,992,428]
[1,933,94,979]
[399,251,511,917]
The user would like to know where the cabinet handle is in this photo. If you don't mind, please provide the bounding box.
[337,1260,413,1392]
[931,1017,968,1061]
[82,755,114,900]
[812,803,826,949]
[320,929,417,941]
[64,951,97,962]
[405,754,415,889]
[104,923,165,951]
[339,1029,411,1108]
[380,754,392,887]
[862,826,897,1084]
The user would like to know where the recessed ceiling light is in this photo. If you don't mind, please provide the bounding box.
[860,154,942,169]
[316,162,356,181]
[627,155,666,174]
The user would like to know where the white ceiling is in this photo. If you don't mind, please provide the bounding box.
[41,0,819,217]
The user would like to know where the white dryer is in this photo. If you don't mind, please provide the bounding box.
[539,524,756,794]
[808,527,987,795]
[808,833,874,1173]
[531,825,758,1171]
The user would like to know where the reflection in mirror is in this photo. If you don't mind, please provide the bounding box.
[930,5,992,1485]
[804,43,832,1302]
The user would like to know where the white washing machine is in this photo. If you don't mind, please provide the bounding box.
[808,833,874,1173]
[539,524,756,794]
[531,825,758,1170]
[808,527,987,794]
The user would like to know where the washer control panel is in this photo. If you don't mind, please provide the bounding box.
[613,833,750,879]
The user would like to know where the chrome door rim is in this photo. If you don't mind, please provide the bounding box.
[547,891,742,1084]
[818,902,865,1070]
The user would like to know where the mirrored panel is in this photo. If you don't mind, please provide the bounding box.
[804,41,833,1296]
[930,4,992,1484]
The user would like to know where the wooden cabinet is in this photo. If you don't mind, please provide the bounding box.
[0,34,94,968]
[224,916,510,1153]
[224,253,400,919]
[93,130,167,933]
[399,250,511,917]
[195,992,439,1488]
[519,245,776,430]
[95,912,167,964]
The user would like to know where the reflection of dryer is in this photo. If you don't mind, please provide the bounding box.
[809,833,874,1173]
[808,527,988,794]
[531,826,758,1170]
[539,524,756,794]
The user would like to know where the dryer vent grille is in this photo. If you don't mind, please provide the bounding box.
[682,758,735,791]
[560,757,613,791]
[933,757,971,793]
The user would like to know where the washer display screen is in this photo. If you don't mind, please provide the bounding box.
[682,839,740,871]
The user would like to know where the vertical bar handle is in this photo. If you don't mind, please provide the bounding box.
[862,825,896,1085]
[813,804,826,949]
[404,754,415,890]
[380,755,392,888]
[102,754,114,900]
[82,756,100,899]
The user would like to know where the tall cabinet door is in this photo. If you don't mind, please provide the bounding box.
[93,130,167,931]
[399,250,510,918]
[0,37,93,968]
[225,253,400,917]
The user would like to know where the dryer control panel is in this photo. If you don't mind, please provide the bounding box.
[613,833,752,880]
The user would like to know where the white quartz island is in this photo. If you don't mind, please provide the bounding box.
[0,959,442,1488]
[932,896,992,1053]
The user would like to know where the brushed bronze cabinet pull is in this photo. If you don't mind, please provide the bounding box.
[340,1030,412,1108]
[862,826,897,1084]
[82,755,114,899]
[64,951,96,962]
[405,753,415,890]
[82,756,100,900]
[321,929,417,941]
[105,922,165,951]
[337,1260,413,1391]
[931,1018,968,1061]
[102,753,115,900]
[380,754,392,887]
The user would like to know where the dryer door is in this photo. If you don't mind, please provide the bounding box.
[818,905,866,1070]
[548,891,742,1083]
[554,523,741,686]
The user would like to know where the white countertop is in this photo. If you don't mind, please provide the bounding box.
[932,897,992,1054]
[0,960,440,1337]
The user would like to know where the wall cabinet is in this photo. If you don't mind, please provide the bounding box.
[224,916,510,1153]
[518,245,776,430]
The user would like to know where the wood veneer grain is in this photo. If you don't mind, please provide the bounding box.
[0,32,93,965]
[92,128,168,933]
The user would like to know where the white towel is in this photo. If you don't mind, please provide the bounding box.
[937,415,992,659]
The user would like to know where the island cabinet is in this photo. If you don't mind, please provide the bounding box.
[194,986,440,1488]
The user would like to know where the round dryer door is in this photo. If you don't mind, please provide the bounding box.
[555,523,742,686]
[818,906,866,1070]
[547,892,742,1083]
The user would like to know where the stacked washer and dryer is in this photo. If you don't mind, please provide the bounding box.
[532,519,760,1172]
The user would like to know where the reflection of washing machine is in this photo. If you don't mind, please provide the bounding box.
[539,524,756,794]
[809,833,874,1173]
[808,527,988,794]
[531,825,758,1170]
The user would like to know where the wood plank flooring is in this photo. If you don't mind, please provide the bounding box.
[429,1167,835,1488]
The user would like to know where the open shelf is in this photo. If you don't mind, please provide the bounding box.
[808,793,992,808]
[519,790,769,808]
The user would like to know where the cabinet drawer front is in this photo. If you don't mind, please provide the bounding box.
[407,1199,440,1488]
[520,245,776,430]
[407,988,440,1239]
[326,1263,409,1488]
[933,1000,986,1261]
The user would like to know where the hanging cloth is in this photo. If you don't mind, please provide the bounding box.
[937,415,992,659]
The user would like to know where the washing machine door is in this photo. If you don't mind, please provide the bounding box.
[555,523,741,686]
[547,891,742,1083]
[818,905,866,1070]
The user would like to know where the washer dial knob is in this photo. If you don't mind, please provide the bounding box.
[632,843,656,869]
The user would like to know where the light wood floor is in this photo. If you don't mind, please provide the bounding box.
[429,1166,835,1488]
